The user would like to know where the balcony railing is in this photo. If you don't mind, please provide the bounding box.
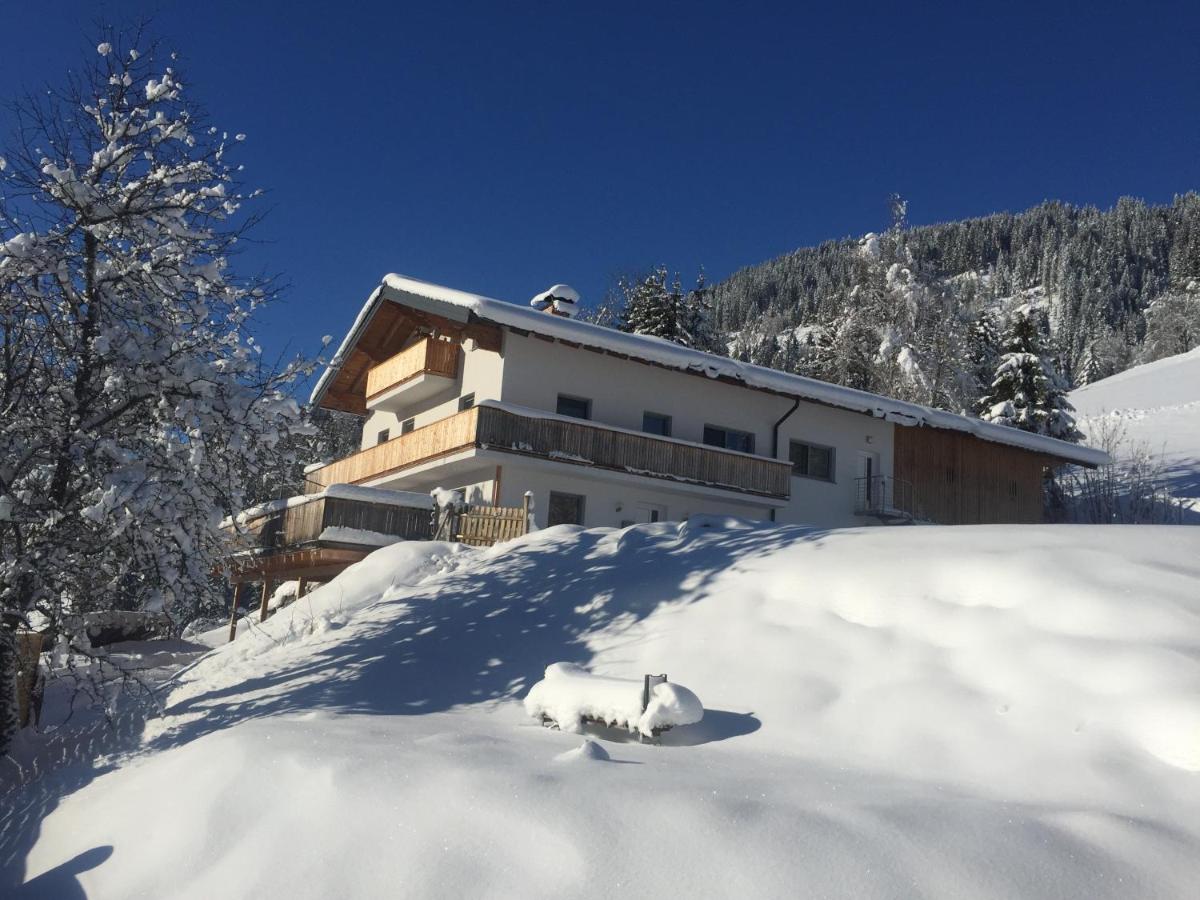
[854,475,915,520]
[228,493,433,555]
[365,337,459,403]
[307,404,792,500]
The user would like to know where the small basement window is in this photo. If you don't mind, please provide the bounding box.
[547,491,586,526]
[556,394,592,420]
[377,428,390,445]
[458,393,475,411]
[790,440,835,481]
[703,424,755,454]
[401,418,415,435]
[642,411,672,436]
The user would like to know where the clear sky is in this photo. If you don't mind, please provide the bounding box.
[2,0,1199,369]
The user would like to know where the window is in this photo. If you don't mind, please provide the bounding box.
[642,411,672,436]
[458,393,475,411]
[556,394,592,420]
[401,418,415,435]
[377,428,390,444]
[703,424,755,454]
[789,440,835,481]
[547,491,585,526]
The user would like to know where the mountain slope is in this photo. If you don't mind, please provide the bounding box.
[11,519,1200,899]
[1071,346,1200,517]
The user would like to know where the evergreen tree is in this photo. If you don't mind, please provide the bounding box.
[619,267,677,340]
[977,312,1082,442]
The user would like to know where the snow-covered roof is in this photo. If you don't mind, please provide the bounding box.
[312,273,1110,467]
[224,483,434,527]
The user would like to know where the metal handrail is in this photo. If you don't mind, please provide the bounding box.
[854,475,915,519]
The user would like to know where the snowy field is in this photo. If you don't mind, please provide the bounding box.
[5,518,1200,899]
[1071,346,1200,520]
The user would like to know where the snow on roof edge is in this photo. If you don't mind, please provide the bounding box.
[313,273,1110,468]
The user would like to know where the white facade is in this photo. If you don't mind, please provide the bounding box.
[356,325,893,529]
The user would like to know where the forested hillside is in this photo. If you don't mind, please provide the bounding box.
[709,196,1200,415]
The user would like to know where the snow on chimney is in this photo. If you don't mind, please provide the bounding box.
[529,284,580,318]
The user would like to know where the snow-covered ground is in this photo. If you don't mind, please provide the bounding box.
[5,518,1200,898]
[1072,347,1200,520]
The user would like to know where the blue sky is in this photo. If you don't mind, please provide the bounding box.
[2,1,1199,370]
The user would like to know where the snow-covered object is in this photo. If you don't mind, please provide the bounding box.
[524,662,704,738]
[430,486,465,509]
[318,526,403,547]
[529,284,580,318]
[311,274,1109,467]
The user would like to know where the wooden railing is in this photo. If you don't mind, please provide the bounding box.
[230,495,433,552]
[308,405,791,500]
[308,407,482,490]
[365,337,458,401]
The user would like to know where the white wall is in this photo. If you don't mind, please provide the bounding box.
[494,460,773,529]
[498,331,894,527]
[360,339,505,450]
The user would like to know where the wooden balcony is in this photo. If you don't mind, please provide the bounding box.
[307,405,792,500]
[226,494,434,564]
[365,337,459,409]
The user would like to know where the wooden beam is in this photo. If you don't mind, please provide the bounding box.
[227,582,244,643]
[259,579,274,623]
[297,577,309,599]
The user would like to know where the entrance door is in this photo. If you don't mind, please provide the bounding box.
[634,503,666,524]
[858,451,880,507]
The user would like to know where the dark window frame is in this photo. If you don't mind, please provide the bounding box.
[400,417,415,435]
[556,394,592,420]
[458,393,476,412]
[547,490,586,527]
[377,428,390,445]
[789,439,836,482]
[703,424,756,455]
[642,411,672,437]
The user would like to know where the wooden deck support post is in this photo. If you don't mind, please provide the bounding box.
[522,491,535,535]
[297,577,309,600]
[259,579,274,623]
[227,582,244,643]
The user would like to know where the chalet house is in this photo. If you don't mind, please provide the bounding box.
[305,274,1108,531]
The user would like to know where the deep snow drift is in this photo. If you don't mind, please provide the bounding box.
[7,518,1200,899]
[1071,346,1200,519]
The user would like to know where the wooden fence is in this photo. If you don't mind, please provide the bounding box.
[436,495,533,547]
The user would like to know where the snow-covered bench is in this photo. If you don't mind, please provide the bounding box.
[524,662,703,740]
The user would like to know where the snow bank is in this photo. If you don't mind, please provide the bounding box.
[524,662,703,737]
[317,525,403,547]
[14,519,1200,899]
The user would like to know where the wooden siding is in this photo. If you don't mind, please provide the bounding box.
[308,408,483,490]
[365,337,459,401]
[894,426,1048,524]
[230,495,433,555]
[307,405,792,500]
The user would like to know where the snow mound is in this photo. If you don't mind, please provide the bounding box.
[554,739,610,763]
[13,519,1200,899]
[524,662,704,737]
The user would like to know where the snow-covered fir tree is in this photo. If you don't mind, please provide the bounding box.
[976,311,1082,442]
[1139,288,1200,363]
[0,28,320,747]
[616,267,719,351]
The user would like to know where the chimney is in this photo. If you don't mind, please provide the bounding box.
[529,284,580,318]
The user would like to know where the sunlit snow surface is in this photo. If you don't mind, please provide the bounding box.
[1071,346,1200,520]
[7,518,1200,898]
